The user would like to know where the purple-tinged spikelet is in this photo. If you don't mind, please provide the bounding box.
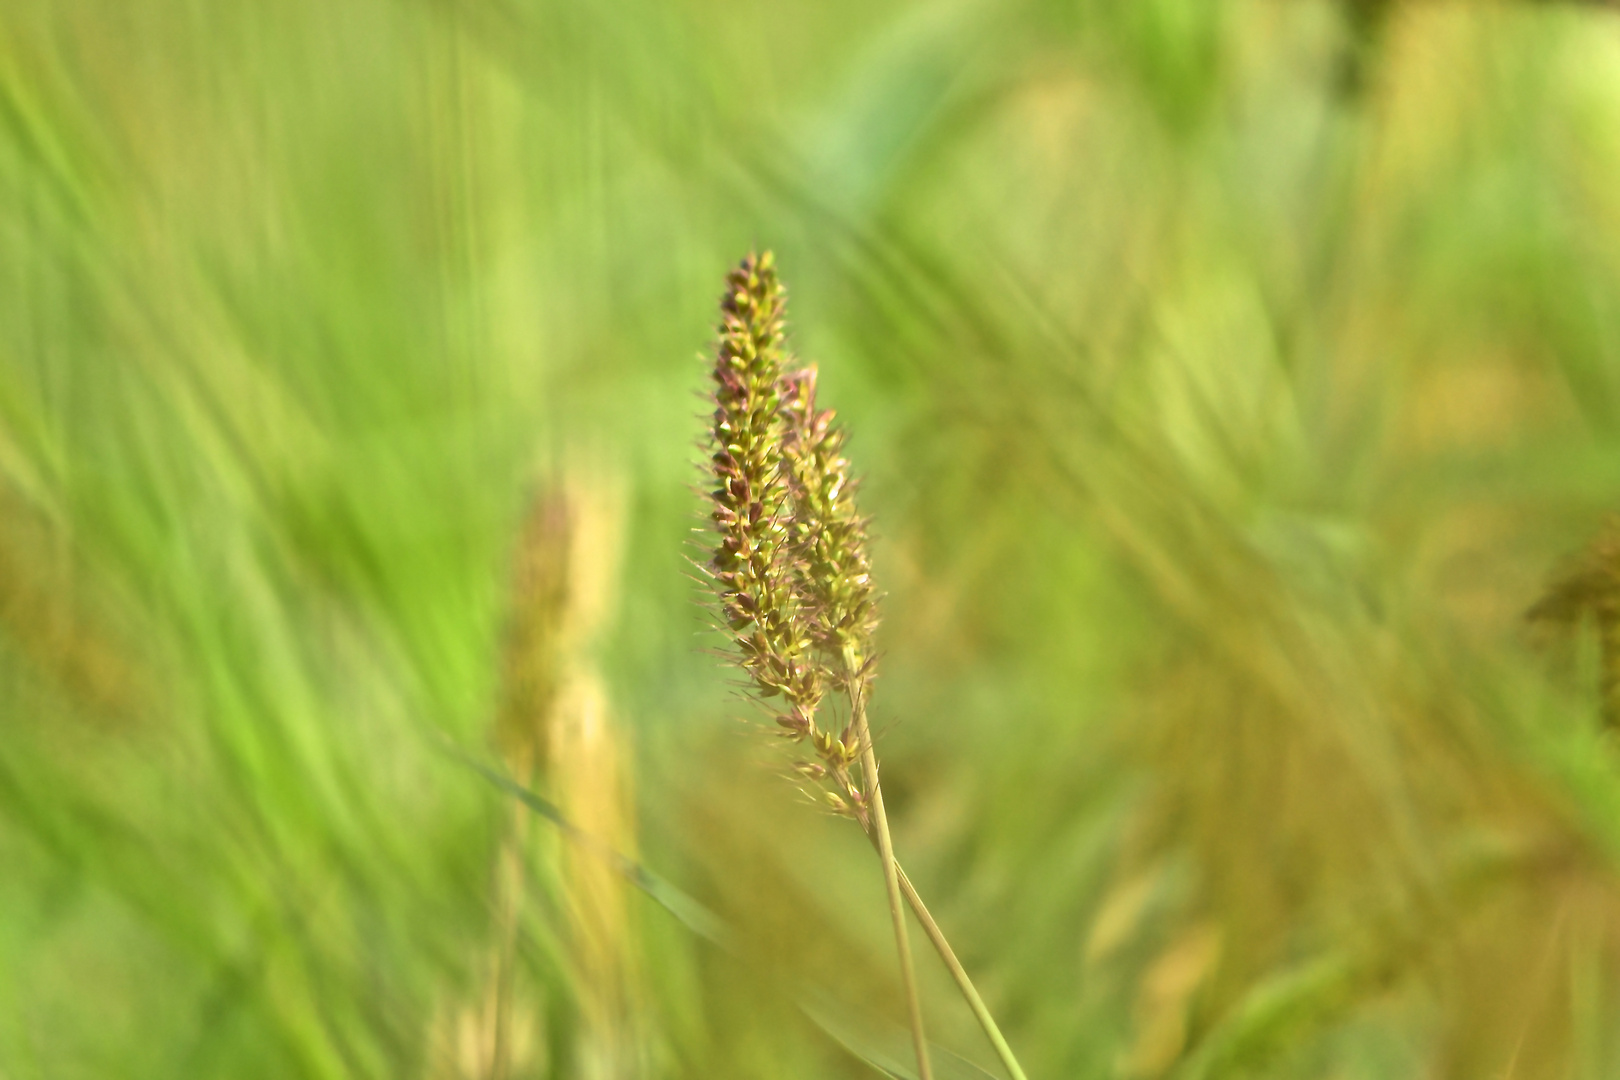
[705,252,823,742]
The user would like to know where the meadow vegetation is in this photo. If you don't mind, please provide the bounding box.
[7,1,1620,1078]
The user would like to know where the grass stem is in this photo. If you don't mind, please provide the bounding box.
[848,648,933,1080]
[892,864,1028,1080]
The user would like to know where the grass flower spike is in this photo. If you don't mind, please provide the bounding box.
[782,367,879,677]
[703,253,928,1077]
[705,252,824,744]
[703,256,862,807]
[701,252,1027,1080]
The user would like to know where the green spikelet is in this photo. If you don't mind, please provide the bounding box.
[781,365,879,679]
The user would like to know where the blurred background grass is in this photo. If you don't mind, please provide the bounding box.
[8,0,1620,1077]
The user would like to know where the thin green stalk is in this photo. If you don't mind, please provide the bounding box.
[849,648,932,1080]
[892,863,1028,1080]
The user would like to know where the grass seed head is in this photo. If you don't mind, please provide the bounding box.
[700,252,882,821]
[781,366,879,675]
[705,252,823,739]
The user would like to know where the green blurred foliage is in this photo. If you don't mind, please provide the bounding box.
[8,0,1620,1077]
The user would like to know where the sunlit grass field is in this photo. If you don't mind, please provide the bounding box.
[8,1,1620,1077]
